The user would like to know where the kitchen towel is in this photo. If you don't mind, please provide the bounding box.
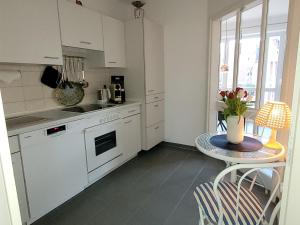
[0,70,21,84]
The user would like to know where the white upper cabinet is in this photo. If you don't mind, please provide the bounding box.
[102,15,126,68]
[0,0,63,65]
[144,19,164,95]
[58,0,104,51]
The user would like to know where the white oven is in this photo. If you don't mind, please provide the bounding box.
[84,119,122,173]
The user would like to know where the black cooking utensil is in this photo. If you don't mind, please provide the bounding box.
[41,66,62,89]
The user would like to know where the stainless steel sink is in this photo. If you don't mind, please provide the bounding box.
[6,115,49,129]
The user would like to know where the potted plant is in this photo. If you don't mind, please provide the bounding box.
[218,87,251,144]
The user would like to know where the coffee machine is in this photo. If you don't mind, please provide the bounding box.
[110,76,125,103]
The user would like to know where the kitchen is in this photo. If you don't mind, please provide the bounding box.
[1,0,164,224]
[1,0,300,225]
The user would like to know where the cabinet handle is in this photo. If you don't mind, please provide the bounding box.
[108,61,117,64]
[128,110,136,113]
[124,120,132,124]
[154,97,159,99]
[154,126,160,130]
[80,41,92,45]
[148,90,155,93]
[154,104,159,107]
[44,56,59,60]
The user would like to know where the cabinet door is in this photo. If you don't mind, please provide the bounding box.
[11,153,30,224]
[146,100,164,127]
[58,0,104,51]
[0,0,62,65]
[103,15,126,67]
[144,19,164,95]
[121,114,141,160]
[146,122,164,150]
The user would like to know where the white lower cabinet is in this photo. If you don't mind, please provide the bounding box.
[146,121,164,150]
[121,114,141,161]
[12,105,142,223]
[146,100,164,127]
[11,152,30,224]
[20,121,88,223]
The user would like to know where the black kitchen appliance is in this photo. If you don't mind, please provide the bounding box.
[110,76,125,103]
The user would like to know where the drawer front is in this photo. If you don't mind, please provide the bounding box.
[146,93,164,104]
[146,122,164,150]
[9,136,20,154]
[146,100,164,127]
[121,105,141,118]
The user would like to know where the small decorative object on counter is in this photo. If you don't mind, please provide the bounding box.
[97,85,111,105]
[218,87,252,144]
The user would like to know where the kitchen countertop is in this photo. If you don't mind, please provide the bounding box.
[6,101,141,137]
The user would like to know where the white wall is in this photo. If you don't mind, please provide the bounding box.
[78,0,131,21]
[144,0,209,146]
[208,0,254,17]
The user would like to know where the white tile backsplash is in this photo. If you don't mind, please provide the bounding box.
[0,77,22,88]
[24,86,44,101]
[43,86,54,98]
[3,102,26,115]
[25,99,46,111]
[21,71,43,86]
[0,64,118,117]
[1,87,24,103]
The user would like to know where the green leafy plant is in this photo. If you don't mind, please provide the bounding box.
[219,88,251,121]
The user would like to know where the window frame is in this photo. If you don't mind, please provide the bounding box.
[207,0,288,133]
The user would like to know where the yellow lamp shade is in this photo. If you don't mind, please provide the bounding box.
[255,101,291,150]
[255,101,291,129]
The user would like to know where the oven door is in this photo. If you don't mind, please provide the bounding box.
[84,120,122,172]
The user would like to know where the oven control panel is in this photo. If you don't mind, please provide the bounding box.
[99,112,120,125]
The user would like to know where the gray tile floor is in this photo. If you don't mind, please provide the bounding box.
[32,144,272,225]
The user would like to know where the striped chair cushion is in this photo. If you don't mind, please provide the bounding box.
[194,182,264,225]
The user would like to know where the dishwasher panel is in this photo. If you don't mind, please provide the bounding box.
[20,120,88,223]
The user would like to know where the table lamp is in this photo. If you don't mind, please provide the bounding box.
[255,101,291,150]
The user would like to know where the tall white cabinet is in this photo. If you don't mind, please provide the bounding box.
[125,18,165,150]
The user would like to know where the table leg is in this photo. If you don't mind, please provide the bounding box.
[230,170,237,183]
[226,161,238,183]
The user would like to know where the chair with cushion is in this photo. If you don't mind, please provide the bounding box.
[194,162,285,225]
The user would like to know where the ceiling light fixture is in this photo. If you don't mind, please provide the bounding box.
[131,1,146,19]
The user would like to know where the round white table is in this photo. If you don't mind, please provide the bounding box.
[195,133,285,164]
[195,133,286,183]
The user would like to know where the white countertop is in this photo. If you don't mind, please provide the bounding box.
[6,101,141,137]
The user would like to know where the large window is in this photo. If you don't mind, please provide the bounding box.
[216,0,289,135]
